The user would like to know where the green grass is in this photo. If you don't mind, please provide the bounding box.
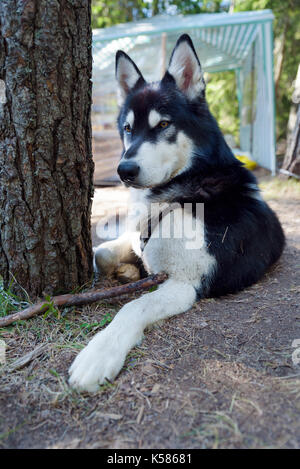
[0,277,29,317]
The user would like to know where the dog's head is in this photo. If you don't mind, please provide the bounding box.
[115,34,207,189]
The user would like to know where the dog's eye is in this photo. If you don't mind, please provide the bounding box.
[159,121,169,129]
[124,124,131,133]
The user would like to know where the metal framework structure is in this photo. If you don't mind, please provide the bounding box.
[93,10,276,173]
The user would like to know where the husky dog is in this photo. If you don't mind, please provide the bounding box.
[69,35,284,392]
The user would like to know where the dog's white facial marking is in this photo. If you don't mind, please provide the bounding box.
[124,135,129,151]
[171,131,193,177]
[125,110,134,128]
[132,131,193,187]
[168,40,205,99]
[148,110,171,129]
[148,110,161,128]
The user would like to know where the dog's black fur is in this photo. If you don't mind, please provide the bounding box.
[150,163,284,298]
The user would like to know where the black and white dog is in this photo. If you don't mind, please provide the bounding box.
[69,34,284,392]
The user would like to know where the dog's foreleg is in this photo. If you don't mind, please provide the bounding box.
[94,231,141,276]
[69,279,196,392]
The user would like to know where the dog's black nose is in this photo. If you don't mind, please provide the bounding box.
[117,161,140,182]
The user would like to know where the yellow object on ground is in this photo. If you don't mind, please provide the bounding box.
[234,154,257,170]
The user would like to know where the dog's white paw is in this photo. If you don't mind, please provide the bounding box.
[94,245,118,276]
[68,330,127,392]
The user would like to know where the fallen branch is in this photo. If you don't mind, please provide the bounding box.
[9,344,49,371]
[0,273,168,327]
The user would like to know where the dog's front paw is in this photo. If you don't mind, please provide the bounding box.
[115,263,140,283]
[94,244,119,276]
[68,330,127,392]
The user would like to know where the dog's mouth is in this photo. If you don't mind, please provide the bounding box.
[122,169,174,190]
[123,180,144,189]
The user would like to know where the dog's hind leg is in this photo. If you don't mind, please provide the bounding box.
[69,278,196,392]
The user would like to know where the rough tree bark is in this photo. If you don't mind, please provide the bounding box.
[0,0,94,298]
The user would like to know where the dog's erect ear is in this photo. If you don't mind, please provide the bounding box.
[116,51,145,105]
[165,34,205,99]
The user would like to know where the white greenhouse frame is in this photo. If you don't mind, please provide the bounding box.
[92,10,276,174]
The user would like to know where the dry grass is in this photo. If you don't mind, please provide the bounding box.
[260,177,300,201]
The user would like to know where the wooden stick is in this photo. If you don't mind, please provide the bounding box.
[9,344,49,371]
[0,273,168,327]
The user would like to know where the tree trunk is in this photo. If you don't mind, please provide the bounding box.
[280,106,300,178]
[0,0,94,298]
[280,65,300,179]
[274,20,288,99]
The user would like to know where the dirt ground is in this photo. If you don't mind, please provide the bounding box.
[0,175,300,449]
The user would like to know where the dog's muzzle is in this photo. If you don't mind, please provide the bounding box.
[117,161,140,184]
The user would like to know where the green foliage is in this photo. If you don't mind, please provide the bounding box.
[0,277,29,317]
[91,0,300,142]
[42,295,60,319]
[206,71,240,143]
[234,0,300,140]
[91,1,149,28]
[79,313,113,334]
[168,0,229,15]
[91,0,231,27]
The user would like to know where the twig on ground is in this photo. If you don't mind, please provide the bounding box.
[0,273,168,327]
[274,373,300,380]
[9,344,50,371]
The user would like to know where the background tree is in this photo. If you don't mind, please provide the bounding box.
[0,0,94,298]
[281,65,300,177]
